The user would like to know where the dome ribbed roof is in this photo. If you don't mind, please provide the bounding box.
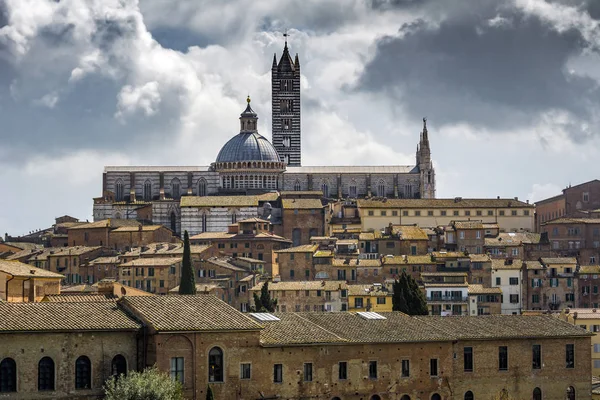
[216,132,281,163]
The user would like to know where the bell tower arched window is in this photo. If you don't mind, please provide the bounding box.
[208,347,224,382]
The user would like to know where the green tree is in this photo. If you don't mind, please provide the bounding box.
[178,230,196,295]
[253,280,277,312]
[392,271,428,315]
[103,367,183,400]
[206,385,215,400]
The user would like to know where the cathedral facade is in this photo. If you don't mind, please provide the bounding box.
[93,42,435,235]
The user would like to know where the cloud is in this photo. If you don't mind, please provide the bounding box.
[356,0,600,142]
[528,183,563,203]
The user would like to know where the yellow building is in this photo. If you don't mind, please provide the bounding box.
[347,283,393,312]
[357,197,534,232]
[0,260,64,302]
[560,308,600,377]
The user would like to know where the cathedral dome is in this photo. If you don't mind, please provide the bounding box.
[216,132,281,163]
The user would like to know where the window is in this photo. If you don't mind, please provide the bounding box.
[430,359,438,376]
[509,277,518,285]
[171,178,181,199]
[465,210,471,216]
[198,179,207,196]
[143,180,152,201]
[115,179,124,201]
[532,344,541,369]
[75,356,91,389]
[303,363,313,382]
[453,210,459,216]
[294,181,301,191]
[431,395,441,400]
[111,354,127,378]
[170,357,184,383]
[495,277,501,285]
[0,358,16,392]
[240,363,251,380]
[511,210,517,216]
[499,210,505,216]
[401,359,410,377]
[498,346,508,370]
[464,391,474,400]
[377,297,386,305]
[392,210,398,216]
[338,361,347,380]
[464,347,473,372]
[533,387,542,400]
[459,231,465,239]
[403,210,409,216]
[290,270,295,279]
[381,210,387,216]
[532,294,540,304]
[355,298,363,308]
[566,344,575,368]
[377,181,385,197]
[37,356,55,391]
[273,364,283,383]
[368,361,377,379]
[368,210,374,216]
[584,192,590,202]
[441,210,447,216]
[415,210,421,216]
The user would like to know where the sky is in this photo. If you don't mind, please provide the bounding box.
[1,0,599,236]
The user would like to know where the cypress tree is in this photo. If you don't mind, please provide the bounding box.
[258,280,277,312]
[178,230,197,295]
[392,278,408,313]
[206,385,215,400]
[406,273,428,315]
[393,270,428,316]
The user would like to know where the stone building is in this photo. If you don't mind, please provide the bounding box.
[250,280,349,312]
[118,257,182,294]
[577,265,600,308]
[535,179,600,232]
[0,260,63,302]
[92,42,436,236]
[540,217,600,265]
[491,259,524,315]
[347,283,393,312]
[0,294,593,399]
[444,220,485,254]
[484,231,552,260]
[67,218,140,248]
[280,192,325,246]
[45,246,104,284]
[357,197,534,233]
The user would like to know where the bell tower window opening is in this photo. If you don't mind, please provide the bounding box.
[281,79,293,91]
[282,119,291,130]
[294,180,301,191]
[283,136,291,147]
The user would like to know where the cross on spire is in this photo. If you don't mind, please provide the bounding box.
[283,31,288,48]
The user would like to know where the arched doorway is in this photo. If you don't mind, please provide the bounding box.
[111,355,127,378]
[567,386,575,400]
[533,387,542,400]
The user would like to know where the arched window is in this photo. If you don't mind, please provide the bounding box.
[171,178,181,199]
[111,355,127,378]
[202,214,207,233]
[370,395,382,400]
[208,347,223,382]
[332,397,342,400]
[170,212,177,233]
[431,394,442,400]
[533,387,542,400]
[377,180,385,197]
[114,212,122,219]
[428,171,432,184]
[115,179,124,201]
[198,179,207,197]
[566,386,575,400]
[322,182,329,198]
[294,180,301,191]
[231,212,237,224]
[75,356,91,389]
[401,396,411,400]
[143,180,152,201]
[0,358,16,392]
[38,357,54,391]
[464,391,474,400]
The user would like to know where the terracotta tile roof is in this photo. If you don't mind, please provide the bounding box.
[381,255,435,265]
[235,257,266,264]
[579,265,600,274]
[88,256,120,264]
[482,223,499,229]
[280,191,323,197]
[467,284,502,295]
[238,217,271,223]
[414,315,591,340]
[525,261,544,270]
[181,193,278,207]
[61,284,98,293]
[421,272,468,277]
[485,232,543,247]
[168,284,222,293]
[357,198,533,209]
[282,198,324,209]
[121,258,182,267]
[0,260,64,279]
[432,251,468,259]
[313,250,334,258]
[120,295,262,332]
[69,219,140,230]
[423,283,469,287]
[123,243,209,256]
[541,257,578,265]
[111,225,164,232]
[358,232,377,241]
[331,258,381,267]
[394,225,428,240]
[452,220,484,229]
[491,259,523,270]
[2,242,41,251]
[43,294,117,302]
[0,302,140,332]
[542,218,600,225]
[250,280,347,292]
[51,246,102,256]
[275,244,318,253]
[563,309,600,319]
[469,254,491,263]
[206,257,247,272]
[347,284,392,297]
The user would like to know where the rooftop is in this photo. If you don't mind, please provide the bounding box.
[251,280,347,292]
[181,193,278,207]
[120,295,262,332]
[452,220,484,230]
[120,258,182,267]
[68,219,140,230]
[0,302,139,332]
[357,198,533,209]
[275,244,318,253]
[467,284,502,295]
[394,225,429,240]
[541,257,578,265]
[282,198,324,210]
[0,260,64,279]
[111,225,165,232]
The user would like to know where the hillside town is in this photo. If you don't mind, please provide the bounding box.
[1,39,599,400]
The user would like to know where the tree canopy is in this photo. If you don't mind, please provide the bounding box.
[253,280,277,312]
[392,270,428,315]
[178,230,197,295]
[104,367,183,400]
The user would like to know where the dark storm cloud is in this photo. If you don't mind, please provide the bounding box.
[357,0,600,140]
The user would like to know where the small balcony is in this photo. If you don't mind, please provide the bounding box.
[427,295,468,302]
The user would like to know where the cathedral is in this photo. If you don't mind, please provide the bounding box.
[93,40,435,235]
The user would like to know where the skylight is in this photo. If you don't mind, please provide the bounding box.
[357,312,386,320]
[249,313,280,322]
